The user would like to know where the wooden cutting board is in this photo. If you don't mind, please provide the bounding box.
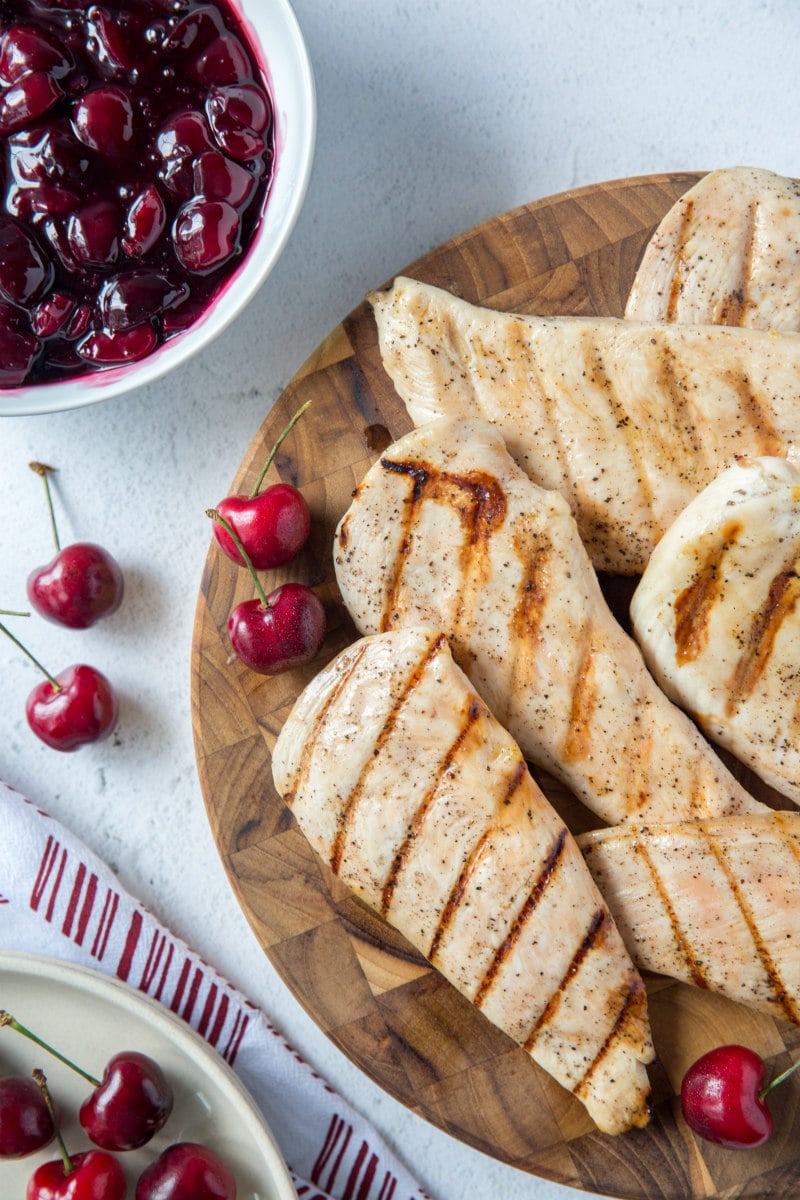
[190,173,800,1200]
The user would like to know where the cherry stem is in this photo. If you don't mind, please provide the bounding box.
[0,621,62,691]
[760,1055,800,1100]
[33,1070,73,1177]
[0,609,30,617]
[0,1012,100,1087]
[207,509,270,608]
[249,400,312,498]
[29,462,60,553]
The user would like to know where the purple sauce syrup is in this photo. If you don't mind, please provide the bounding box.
[0,0,274,387]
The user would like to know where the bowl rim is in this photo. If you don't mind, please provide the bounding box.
[0,0,317,419]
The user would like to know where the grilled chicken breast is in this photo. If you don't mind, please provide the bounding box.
[579,814,800,1024]
[272,625,654,1134]
[630,455,800,806]
[334,417,767,826]
[625,167,800,331]
[369,275,800,573]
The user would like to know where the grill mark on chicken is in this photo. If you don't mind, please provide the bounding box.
[579,334,657,530]
[705,829,799,1023]
[721,369,784,456]
[524,908,609,1051]
[427,759,527,964]
[727,565,800,712]
[561,623,597,766]
[329,632,446,874]
[634,841,709,988]
[665,198,693,320]
[473,827,568,1009]
[574,975,650,1104]
[380,697,488,916]
[673,522,742,664]
[775,812,800,866]
[719,201,756,325]
[282,641,370,806]
[652,340,706,477]
[377,457,508,634]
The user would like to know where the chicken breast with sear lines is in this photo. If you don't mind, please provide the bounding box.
[625,166,800,331]
[579,813,800,1025]
[333,416,767,826]
[272,625,654,1135]
[370,275,800,574]
[631,454,800,806]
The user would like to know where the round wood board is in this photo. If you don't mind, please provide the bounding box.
[191,173,800,1200]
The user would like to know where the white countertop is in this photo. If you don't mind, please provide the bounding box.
[1,2,797,1197]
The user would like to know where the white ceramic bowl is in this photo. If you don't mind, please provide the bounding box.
[0,0,316,418]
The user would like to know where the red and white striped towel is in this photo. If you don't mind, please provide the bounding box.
[0,780,430,1200]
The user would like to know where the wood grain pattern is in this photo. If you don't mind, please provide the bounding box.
[191,174,800,1199]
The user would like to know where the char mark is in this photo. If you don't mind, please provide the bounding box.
[473,827,568,1009]
[329,632,446,874]
[523,907,609,1051]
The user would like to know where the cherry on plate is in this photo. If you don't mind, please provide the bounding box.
[0,1075,54,1158]
[192,33,251,86]
[67,200,120,266]
[135,1141,236,1200]
[122,185,167,257]
[80,1051,173,1152]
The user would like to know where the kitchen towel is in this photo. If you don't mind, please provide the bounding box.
[0,780,430,1200]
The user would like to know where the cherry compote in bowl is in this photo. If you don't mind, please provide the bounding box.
[0,0,315,415]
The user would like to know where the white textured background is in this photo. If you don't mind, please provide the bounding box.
[1,2,798,1197]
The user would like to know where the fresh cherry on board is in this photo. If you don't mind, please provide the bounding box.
[208,510,326,675]
[135,1141,236,1200]
[212,402,313,570]
[26,462,124,629]
[0,1074,54,1158]
[26,1071,126,1200]
[0,1012,172,1151]
[681,1044,800,1149]
[0,0,275,388]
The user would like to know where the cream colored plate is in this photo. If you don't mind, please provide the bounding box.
[0,952,295,1198]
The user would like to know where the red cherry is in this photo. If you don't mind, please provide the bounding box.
[681,1045,775,1149]
[32,292,76,339]
[27,1148,126,1200]
[227,584,326,676]
[192,33,251,86]
[79,1051,173,1152]
[27,543,123,629]
[214,488,311,571]
[26,464,123,629]
[67,200,120,266]
[84,5,135,73]
[162,6,226,55]
[122,185,167,258]
[77,325,157,366]
[205,84,270,162]
[72,86,134,157]
[173,199,240,274]
[0,26,71,86]
[0,302,38,385]
[0,1075,54,1158]
[213,401,313,569]
[0,71,64,135]
[26,663,119,752]
[135,1141,236,1200]
[0,1015,171,1152]
[192,150,255,208]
